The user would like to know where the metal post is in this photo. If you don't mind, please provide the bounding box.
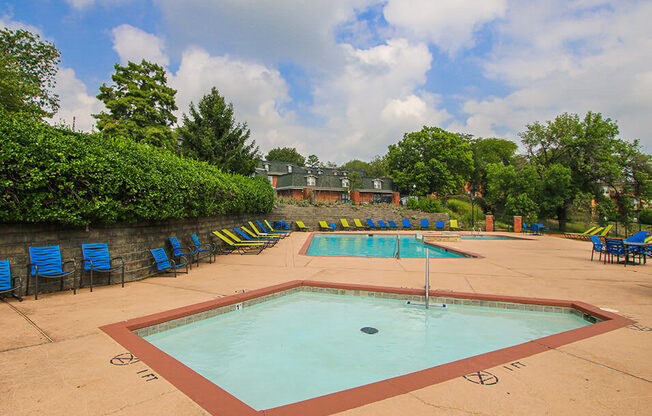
[396,234,400,259]
[425,249,429,309]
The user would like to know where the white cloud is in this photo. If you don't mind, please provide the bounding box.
[1,15,44,35]
[65,0,95,9]
[111,24,169,66]
[383,0,507,55]
[49,67,104,131]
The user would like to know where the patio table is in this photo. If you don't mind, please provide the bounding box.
[622,241,650,265]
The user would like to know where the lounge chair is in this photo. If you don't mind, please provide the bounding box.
[596,224,613,237]
[0,260,22,302]
[257,220,289,238]
[420,219,429,229]
[27,245,77,300]
[242,225,280,240]
[377,220,390,229]
[353,219,366,229]
[150,248,189,277]
[387,220,399,229]
[296,221,309,231]
[224,229,274,248]
[234,228,277,246]
[366,219,378,228]
[402,219,412,229]
[212,231,266,254]
[565,226,597,239]
[340,219,353,230]
[450,219,460,230]
[191,234,217,263]
[264,220,291,236]
[169,236,197,268]
[604,238,627,266]
[81,243,125,292]
[249,221,286,239]
[623,231,651,261]
[589,236,605,261]
[436,221,444,230]
[319,221,332,231]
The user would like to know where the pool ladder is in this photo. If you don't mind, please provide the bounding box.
[395,234,401,259]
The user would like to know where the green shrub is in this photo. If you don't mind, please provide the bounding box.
[639,209,652,225]
[0,110,274,225]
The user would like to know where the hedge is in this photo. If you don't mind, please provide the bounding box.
[0,110,275,226]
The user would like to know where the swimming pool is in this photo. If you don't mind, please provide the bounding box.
[101,281,633,415]
[305,233,468,257]
[144,290,589,410]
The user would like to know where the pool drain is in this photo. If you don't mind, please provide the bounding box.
[360,327,378,334]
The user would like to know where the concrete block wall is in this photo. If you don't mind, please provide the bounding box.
[0,204,448,296]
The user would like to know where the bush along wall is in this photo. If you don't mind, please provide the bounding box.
[0,110,275,226]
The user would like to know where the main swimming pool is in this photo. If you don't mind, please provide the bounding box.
[143,290,590,410]
[305,233,468,257]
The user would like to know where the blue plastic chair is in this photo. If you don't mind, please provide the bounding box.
[169,236,197,268]
[402,219,411,229]
[377,220,389,228]
[27,245,77,300]
[366,219,378,228]
[420,219,429,229]
[150,248,189,277]
[604,238,627,266]
[387,220,398,228]
[436,221,444,230]
[81,243,125,292]
[0,260,22,302]
[191,234,217,263]
[589,236,605,262]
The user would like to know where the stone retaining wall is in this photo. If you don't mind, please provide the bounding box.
[0,204,448,296]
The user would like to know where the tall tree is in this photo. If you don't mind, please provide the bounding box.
[265,147,305,166]
[0,28,60,117]
[178,87,259,175]
[306,154,320,168]
[93,60,177,149]
[468,137,518,196]
[386,126,473,196]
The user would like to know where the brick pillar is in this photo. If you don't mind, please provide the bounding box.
[513,216,522,233]
[486,215,494,232]
[392,192,400,205]
[351,190,360,203]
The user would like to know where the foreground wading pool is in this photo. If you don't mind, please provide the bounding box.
[101,281,634,416]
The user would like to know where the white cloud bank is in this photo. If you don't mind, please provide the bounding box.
[111,24,169,66]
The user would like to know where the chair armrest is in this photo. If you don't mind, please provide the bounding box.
[62,259,77,272]
[26,263,37,276]
[12,275,22,288]
[111,256,126,267]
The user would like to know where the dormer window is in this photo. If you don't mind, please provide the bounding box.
[333,170,338,176]
[373,179,382,190]
[317,170,323,175]
[264,163,270,172]
[341,178,349,188]
[287,165,293,173]
[307,176,316,186]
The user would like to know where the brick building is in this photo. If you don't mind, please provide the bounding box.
[255,160,399,205]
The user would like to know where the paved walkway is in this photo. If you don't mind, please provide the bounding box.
[1,232,650,415]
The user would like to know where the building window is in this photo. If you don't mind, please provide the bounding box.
[287,165,293,173]
[373,179,382,189]
[267,175,274,185]
[341,178,349,188]
[341,192,350,201]
[264,163,270,172]
[307,176,316,186]
[317,170,323,175]
[333,170,338,176]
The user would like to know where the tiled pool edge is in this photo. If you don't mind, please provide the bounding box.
[100,280,635,416]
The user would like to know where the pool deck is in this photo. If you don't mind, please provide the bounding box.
[1,231,650,415]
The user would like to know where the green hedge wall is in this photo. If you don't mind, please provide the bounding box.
[0,110,275,226]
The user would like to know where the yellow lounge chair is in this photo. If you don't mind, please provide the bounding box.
[597,224,613,237]
[565,226,597,239]
[353,218,366,229]
[341,219,352,230]
[223,229,275,247]
[265,220,290,236]
[450,219,459,230]
[242,225,280,240]
[248,221,281,238]
[212,231,265,254]
[296,221,309,231]
[319,221,333,231]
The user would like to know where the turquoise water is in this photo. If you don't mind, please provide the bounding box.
[306,234,463,257]
[144,292,590,410]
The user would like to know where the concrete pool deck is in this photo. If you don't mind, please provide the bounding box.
[1,231,651,415]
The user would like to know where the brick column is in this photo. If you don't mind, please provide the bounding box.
[485,215,494,232]
[392,192,400,205]
[513,216,522,233]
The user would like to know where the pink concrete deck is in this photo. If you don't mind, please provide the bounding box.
[1,231,651,415]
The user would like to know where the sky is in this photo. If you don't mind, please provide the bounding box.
[2,0,651,163]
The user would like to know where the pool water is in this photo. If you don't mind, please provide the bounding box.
[144,291,590,410]
[306,234,464,257]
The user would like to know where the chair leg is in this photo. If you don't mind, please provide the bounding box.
[591,250,594,261]
[34,275,38,300]
[90,269,94,292]
[121,266,125,288]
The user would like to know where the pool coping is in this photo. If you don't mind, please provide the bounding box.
[298,232,482,258]
[100,280,635,416]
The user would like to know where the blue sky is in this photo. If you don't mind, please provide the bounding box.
[2,0,650,162]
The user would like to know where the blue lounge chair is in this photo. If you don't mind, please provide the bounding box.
[191,234,217,263]
[169,236,197,268]
[0,260,22,302]
[623,231,651,263]
[257,220,288,238]
[366,219,378,228]
[589,236,605,262]
[377,220,389,229]
[402,219,411,229]
[27,245,77,300]
[234,228,277,246]
[420,219,429,229]
[150,248,189,277]
[387,220,398,228]
[81,243,125,292]
[436,221,444,230]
